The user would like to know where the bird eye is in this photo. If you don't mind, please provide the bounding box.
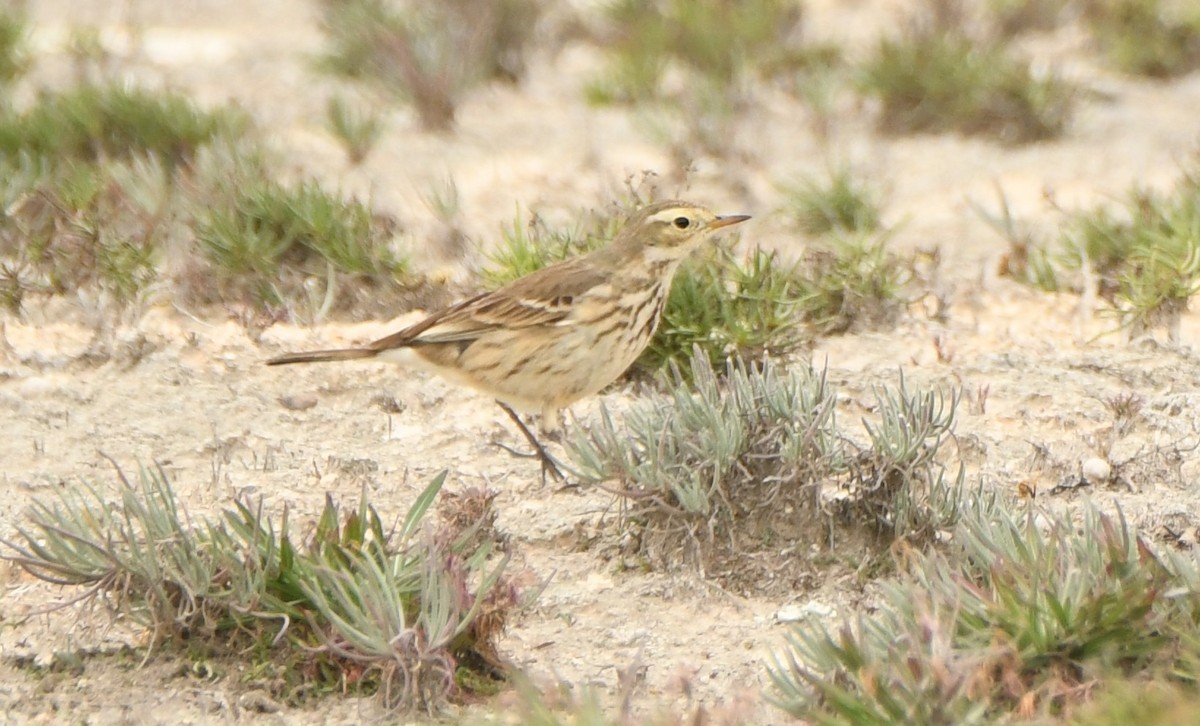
[672,216,691,229]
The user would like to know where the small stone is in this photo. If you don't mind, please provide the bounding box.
[776,601,834,623]
[278,393,318,411]
[1081,458,1112,484]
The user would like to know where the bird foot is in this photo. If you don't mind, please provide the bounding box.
[492,440,567,484]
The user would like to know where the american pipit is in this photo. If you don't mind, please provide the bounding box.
[267,200,750,479]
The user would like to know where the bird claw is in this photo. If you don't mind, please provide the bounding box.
[492,439,566,484]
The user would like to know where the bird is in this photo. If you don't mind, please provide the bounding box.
[267,200,750,480]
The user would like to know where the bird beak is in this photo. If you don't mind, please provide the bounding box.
[709,214,751,230]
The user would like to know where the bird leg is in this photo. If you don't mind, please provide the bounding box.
[495,401,566,483]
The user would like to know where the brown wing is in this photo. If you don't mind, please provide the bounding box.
[367,255,609,352]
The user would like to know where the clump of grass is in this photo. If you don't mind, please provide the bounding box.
[769,501,1200,722]
[847,373,964,542]
[975,185,1060,291]
[586,0,839,160]
[1018,169,1200,341]
[587,0,807,104]
[0,82,246,311]
[1081,0,1200,78]
[315,0,546,132]
[0,2,28,95]
[0,154,175,309]
[481,209,614,289]
[781,166,882,236]
[0,83,244,166]
[195,175,408,316]
[859,2,1076,144]
[1,463,513,712]
[642,247,807,380]
[794,232,907,335]
[0,67,418,321]
[988,0,1071,36]
[325,95,385,165]
[569,351,965,585]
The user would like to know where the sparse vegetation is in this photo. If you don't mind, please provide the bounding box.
[0,83,244,165]
[987,0,1071,36]
[195,175,407,315]
[0,82,245,310]
[0,65,415,318]
[315,0,546,132]
[1081,0,1200,78]
[7,3,1200,723]
[782,166,882,236]
[859,3,1076,144]
[0,155,171,308]
[794,231,907,334]
[586,0,841,160]
[2,463,513,712]
[586,0,807,104]
[994,168,1200,341]
[0,3,28,95]
[769,501,1200,722]
[325,95,385,165]
[569,351,965,584]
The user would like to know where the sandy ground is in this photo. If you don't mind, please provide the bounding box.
[3,1,1200,723]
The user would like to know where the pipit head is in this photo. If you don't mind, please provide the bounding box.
[268,200,750,479]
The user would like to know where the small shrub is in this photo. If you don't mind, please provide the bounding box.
[315,0,546,132]
[859,14,1075,143]
[0,83,244,165]
[641,246,807,380]
[769,501,1200,722]
[1052,171,1200,340]
[794,232,906,335]
[569,351,966,584]
[1,463,513,711]
[782,166,882,236]
[848,373,964,542]
[1081,0,1200,78]
[570,352,840,579]
[587,0,806,103]
[195,176,408,313]
[0,155,173,307]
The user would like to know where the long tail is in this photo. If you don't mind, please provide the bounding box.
[266,348,379,366]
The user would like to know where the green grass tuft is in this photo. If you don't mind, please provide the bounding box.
[315,0,546,132]
[782,166,882,236]
[860,23,1075,144]
[0,83,244,165]
[1081,0,1200,78]
[196,175,407,310]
